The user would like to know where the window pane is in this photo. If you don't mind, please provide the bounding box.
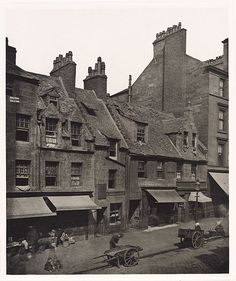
[137,123,145,142]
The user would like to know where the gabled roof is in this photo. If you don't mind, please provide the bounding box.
[74,88,128,148]
[107,100,182,159]
[6,61,39,82]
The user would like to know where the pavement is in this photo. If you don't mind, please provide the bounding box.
[8,216,229,274]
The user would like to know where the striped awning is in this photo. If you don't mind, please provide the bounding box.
[7,197,56,219]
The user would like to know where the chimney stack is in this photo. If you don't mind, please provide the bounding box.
[6,38,17,65]
[222,38,228,72]
[84,57,107,100]
[50,51,76,97]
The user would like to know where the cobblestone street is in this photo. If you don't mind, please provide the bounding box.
[85,238,229,274]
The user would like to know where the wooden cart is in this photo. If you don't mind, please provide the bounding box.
[178,228,204,249]
[103,245,143,267]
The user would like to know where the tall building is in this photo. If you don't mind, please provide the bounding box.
[111,23,229,215]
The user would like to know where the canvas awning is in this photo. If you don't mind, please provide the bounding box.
[188,192,212,203]
[7,197,56,219]
[209,172,229,195]
[146,189,185,203]
[47,195,101,211]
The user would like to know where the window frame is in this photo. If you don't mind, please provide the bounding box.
[176,162,183,180]
[45,118,58,144]
[15,160,30,186]
[45,161,59,187]
[109,140,117,158]
[137,123,146,143]
[71,121,81,147]
[138,161,147,178]
[49,96,58,107]
[191,163,197,181]
[183,131,188,146]
[218,109,225,131]
[219,79,224,97]
[108,169,116,189]
[156,161,165,179]
[71,162,82,187]
[16,114,30,142]
[217,142,225,166]
[192,133,197,148]
[109,203,122,225]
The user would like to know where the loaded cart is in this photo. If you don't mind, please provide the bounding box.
[96,245,143,267]
[178,228,204,249]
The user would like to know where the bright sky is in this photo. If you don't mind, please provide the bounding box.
[5,1,229,94]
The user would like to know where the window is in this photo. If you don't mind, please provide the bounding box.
[6,81,13,96]
[157,161,164,179]
[49,96,58,107]
[46,118,57,144]
[219,79,224,97]
[71,163,82,187]
[45,161,58,187]
[138,161,146,178]
[15,160,30,186]
[137,123,145,142]
[71,122,81,146]
[109,140,117,158]
[110,203,122,225]
[176,162,183,180]
[108,169,116,189]
[218,143,225,166]
[16,114,30,142]
[218,110,225,131]
[191,163,197,180]
[183,131,188,146]
[192,133,197,148]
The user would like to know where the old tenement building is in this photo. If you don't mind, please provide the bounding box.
[6,39,128,241]
[111,23,229,217]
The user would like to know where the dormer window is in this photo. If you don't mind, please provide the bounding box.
[109,140,117,158]
[49,96,58,107]
[183,131,188,146]
[137,123,146,143]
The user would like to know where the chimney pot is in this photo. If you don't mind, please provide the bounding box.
[97,57,102,62]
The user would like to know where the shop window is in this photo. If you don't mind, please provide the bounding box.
[137,123,146,143]
[46,118,58,144]
[108,169,116,189]
[157,161,164,179]
[110,203,122,225]
[15,160,30,186]
[183,131,188,146]
[71,122,81,146]
[71,163,82,187]
[49,96,58,107]
[138,161,146,178]
[218,142,225,166]
[192,133,197,148]
[218,110,225,131]
[176,162,183,180]
[16,114,30,142]
[45,161,58,187]
[191,163,197,180]
[219,79,224,97]
[109,140,117,158]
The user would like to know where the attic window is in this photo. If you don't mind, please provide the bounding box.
[109,140,117,158]
[82,102,96,116]
[71,122,81,146]
[49,96,58,107]
[137,123,146,143]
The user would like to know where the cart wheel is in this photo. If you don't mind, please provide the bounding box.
[192,231,203,249]
[123,248,139,267]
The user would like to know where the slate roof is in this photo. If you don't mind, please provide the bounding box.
[107,100,182,158]
[6,61,39,81]
[74,88,128,148]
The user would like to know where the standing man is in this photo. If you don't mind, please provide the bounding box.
[109,233,123,249]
